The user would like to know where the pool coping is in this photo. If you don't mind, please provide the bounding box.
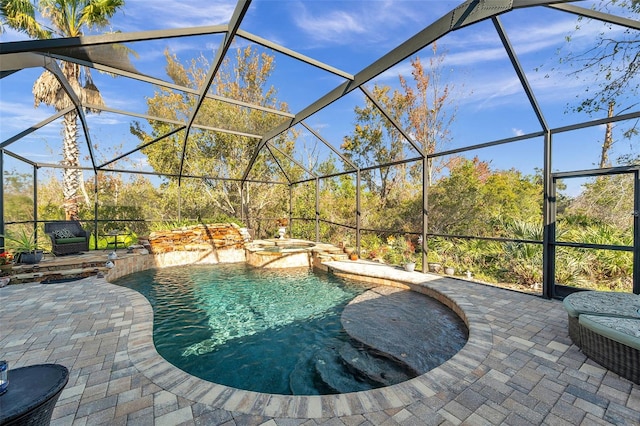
[121,259,492,418]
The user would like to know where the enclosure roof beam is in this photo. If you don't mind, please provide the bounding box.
[100,126,186,169]
[83,103,183,125]
[553,165,640,179]
[265,145,292,184]
[0,25,228,55]
[237,30,354,80]
[547,3,640,30]
[83,103,263,140]
[7,158,284,184]
[119,168,285,184]
[44,59,98,174]
[512,0,578,7]
[430,130,546,159]
[551,110,640,135]
[492,16,549,132]
[0,70,18,79]
[0,106,74,149]
[243,0,523,182]
[2,149,38,167]
[177,0,251,185]
[0,52,47,72]
[267,142,316,178]
[44,53,294,118]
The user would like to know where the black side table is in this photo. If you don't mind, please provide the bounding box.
[104,230,129,251]
[0,364,69,426]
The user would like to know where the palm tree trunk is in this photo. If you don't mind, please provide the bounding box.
[63,111,81,220]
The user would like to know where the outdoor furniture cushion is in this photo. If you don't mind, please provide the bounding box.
[563,291,640,346]
[56,237,88,244]
[52,228,75,239]
[578,314,640,384]
[580,315,640,351]
[563,291,640,319]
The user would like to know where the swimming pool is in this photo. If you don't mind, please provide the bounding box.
[114,263,466,395]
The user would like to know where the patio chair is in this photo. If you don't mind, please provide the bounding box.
[45,221,90,255]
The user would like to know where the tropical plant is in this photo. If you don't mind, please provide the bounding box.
[1,228,43,254]
[399,237,416,265]
[0,0,128,220]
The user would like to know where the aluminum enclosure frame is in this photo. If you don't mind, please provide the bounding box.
[1,0,639,296]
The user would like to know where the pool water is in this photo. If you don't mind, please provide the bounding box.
[116,264,404,394]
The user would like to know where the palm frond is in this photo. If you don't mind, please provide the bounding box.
[33,70,62,108]
[1,0,51,38]
[82,70,105,112]
[33,65,85,110]
[80,0,124,29]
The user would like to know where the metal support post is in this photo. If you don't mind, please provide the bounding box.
[422,158,429,273]
[315,177,320,242]
[542,130,554,298]
[356,170,361,255]
[240,183,244,224]
[634,171,640,294]
[0,151,4,251]
[93,173,99,250]
[289,185,293,239]
[33,165,38,240]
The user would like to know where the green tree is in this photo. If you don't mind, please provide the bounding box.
[341,84,409,207]
[428,159,485,235]
[134,46,294,232]
[401,44,457,183]
[1,0,127,220]
[428,158,542,237]
[564,174,633,232]
[2,170,34,222]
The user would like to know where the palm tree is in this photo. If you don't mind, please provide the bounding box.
[1,0,125,220]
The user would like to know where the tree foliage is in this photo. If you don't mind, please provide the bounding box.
[1,0,127,220]
[342,84,409,207]
[400,44,457,183]
[133,46,295,235]
[560,1,640,166]
[428,158,542,236]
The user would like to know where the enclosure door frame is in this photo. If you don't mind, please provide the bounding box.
[546,167,640,298]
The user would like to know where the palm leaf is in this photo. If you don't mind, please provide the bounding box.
[0,0,51,38]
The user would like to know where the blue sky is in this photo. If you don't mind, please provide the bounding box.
[1,0,638,195]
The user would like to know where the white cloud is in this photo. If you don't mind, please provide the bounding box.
[290,0,458,47]
[116,1,236,30]
[0,100,59,135]
[512,128,525,137]
[372,9,621,114]
[292,7,367,45]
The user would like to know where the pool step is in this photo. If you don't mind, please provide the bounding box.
[307,340,415,394]
[314,346,374,394]
[338,342,414,387]
[290,346,332,395]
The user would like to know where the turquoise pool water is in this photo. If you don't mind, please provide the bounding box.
[113,264,463,395]
[115,264,387,394]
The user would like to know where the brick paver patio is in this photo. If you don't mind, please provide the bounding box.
[1,264,639,425]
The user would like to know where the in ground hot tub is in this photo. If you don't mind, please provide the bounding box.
[245,239,316,268]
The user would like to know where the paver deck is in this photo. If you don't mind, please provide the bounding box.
[1,260,639,425]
